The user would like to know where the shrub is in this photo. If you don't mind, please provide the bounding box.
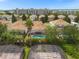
[1,32,16,44]
[32,39,39,44]
[62,44,75,55]
[0,24,7,37]
[63,25,79,44]
[45,25,58,44]
[61,44,79,59]
[32,38,48,44]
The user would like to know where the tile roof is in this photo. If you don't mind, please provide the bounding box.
[0,20,9,24]
[50,19,70,26]
[9,20,45,32]
[32,21,45,31]
[8,20,27,31]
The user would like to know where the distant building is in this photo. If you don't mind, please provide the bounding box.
[0,15,12,21]
[1,9,79,15]
[14,8,49,15]
[14,8,79,15]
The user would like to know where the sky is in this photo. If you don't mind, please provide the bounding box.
[0,0,79,10]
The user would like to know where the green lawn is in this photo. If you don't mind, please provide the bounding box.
[23,46,30,59]
[60,44,79,59]
[67,54,75,59]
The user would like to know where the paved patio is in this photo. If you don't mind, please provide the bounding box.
[28,45,67,59]
[0,45,23,59]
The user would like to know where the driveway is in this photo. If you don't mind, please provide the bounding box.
[28,45,67,59]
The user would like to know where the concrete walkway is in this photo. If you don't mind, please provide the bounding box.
[28,45,67,59]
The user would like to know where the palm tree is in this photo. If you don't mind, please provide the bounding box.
[25,19,33,46]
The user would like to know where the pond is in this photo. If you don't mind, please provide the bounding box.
[32,35,46,39]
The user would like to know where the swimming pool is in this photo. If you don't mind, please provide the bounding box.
[32,35,46,39]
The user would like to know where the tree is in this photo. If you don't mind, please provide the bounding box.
[53,13,58,20]
[0,24,7,37]
[75,16,79,23]
[63,25,79,44]
[0,24,7,44]
[22,14,27,21]
[1,32,15,44]
[75,12,79,23]
[41,17,45,23]
[0,13,4,15]
[25,19,33,46]
[45,25,58,44]
[0,30,23,45]
[5,11,12,15]
[64,15,71,23]
[41,15,48,23]
[37,14,39,21]
[12,14,17,23]
[25,19,33,34]
[45,15,48,22]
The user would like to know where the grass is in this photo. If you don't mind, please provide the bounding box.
[67,54,75,59]
[61,44,79,59]
[23,46,30,59]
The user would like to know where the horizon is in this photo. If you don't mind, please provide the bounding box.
[0,0,79,10]
[1,8,79,10]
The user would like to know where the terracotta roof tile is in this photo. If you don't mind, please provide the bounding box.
[50,19,70,26]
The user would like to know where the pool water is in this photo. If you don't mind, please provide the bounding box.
[32,35,46,39]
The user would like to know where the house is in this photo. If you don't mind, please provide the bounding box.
[31,21,45,34]
[8,20,27,34]
[30,15,37,21]
[48,15,55,21]
[68,15,77,22]
[39,15,45,21]
[49,19,70,28]
[8,20,45,34]
[58,15,65,19]
[0,20,11,25]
